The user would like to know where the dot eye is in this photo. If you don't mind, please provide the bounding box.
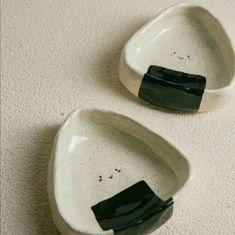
[173,51,176,55]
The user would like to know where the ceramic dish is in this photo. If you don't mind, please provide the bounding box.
[119,3,235,112]
[48,109,193,235]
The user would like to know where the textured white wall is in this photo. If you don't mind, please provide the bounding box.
[1,0,235,234]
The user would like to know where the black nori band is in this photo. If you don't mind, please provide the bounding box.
[91,181,173,232]
[138,65,206,112]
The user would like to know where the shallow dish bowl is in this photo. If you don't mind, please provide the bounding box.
[119,4,235,112]
[48,109,193,235]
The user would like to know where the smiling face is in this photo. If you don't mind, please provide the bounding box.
[171,51,191,61]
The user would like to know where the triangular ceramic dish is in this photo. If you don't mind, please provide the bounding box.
[119,4,235,112]
[48,109,193,235]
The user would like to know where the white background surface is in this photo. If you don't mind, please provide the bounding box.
[1,0,235,234]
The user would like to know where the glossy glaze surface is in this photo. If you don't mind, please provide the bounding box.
[92,180,173,232]
[138,66,206,112]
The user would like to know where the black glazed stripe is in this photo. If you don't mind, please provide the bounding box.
[91,181,173,232]
[138,65,206,112]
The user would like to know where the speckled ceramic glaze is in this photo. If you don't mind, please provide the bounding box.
[119,3,235,112]
[48,109,193,235]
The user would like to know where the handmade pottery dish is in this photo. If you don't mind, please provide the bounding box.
[119,3,235,112]
[48,109,193,235]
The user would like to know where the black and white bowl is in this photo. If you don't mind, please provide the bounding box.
[119,4,235,112]
[48,109,193,235]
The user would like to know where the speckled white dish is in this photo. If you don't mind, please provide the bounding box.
[48,109,193,235]
[119,3,235,112]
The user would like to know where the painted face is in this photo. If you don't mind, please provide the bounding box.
[171,51,191,60]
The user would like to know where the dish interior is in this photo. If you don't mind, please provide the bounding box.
[127,6,234,89]
[54,110,189,233]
